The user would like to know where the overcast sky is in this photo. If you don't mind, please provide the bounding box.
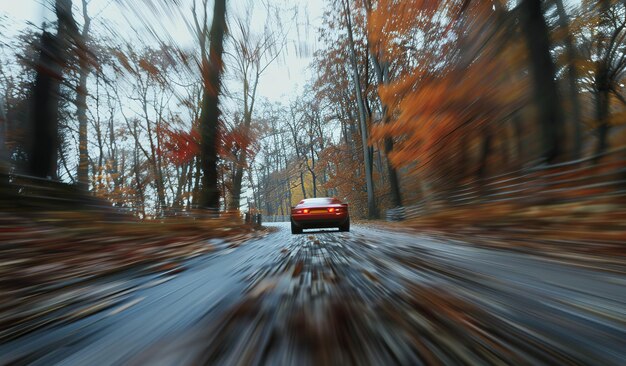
[0,0,325,103]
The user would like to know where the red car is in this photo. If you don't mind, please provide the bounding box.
[290,197,350,234]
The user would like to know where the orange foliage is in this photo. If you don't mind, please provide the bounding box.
[318,144,368,216]
[368,0,441,62]
[156,125,200,165]
[370,1,526,185]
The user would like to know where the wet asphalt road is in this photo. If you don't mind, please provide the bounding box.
[1,222,625,365]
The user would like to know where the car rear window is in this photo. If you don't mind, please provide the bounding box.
[300,198,341,205]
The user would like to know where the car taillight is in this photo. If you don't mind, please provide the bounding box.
[303,209,309,214]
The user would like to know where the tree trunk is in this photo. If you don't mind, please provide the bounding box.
[299,171,307,199]
[308,131,317,197]
[554,0,582,159]
[311,170,317,197]
[174,163,188,209]
[142,92,167,214]
[132,128,146,218]
[594,0,612,161]
[343,0,378,218]
[229,93,256,211]
[595,66,610,159]
[187,158,195,208]
[29,0,76,178]
[192,156,201,207]
[519,0,564,164]
[0,98,7,171]
[199,0,226,210]
[279,132,293,206]
[286,176,292,209]
[371,55,402,207]
[76,0,91,189]
[247,167,258,210]
[229,167,243,210]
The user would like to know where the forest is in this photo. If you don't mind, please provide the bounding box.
[1,0,625,222]
[1,1,626,362]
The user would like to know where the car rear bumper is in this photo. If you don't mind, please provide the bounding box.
[291,213,349,228]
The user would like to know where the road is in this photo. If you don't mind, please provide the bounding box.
[1,222,625,365]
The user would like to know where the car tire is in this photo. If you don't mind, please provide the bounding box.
[291,221,302,234]
[339,219,350,232]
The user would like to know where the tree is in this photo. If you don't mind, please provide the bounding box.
[198,0,227,210]
[519,0,564,163]
[342,0,378,219]
[0,92,6,172]
[226,6,284,211]
[364,0,402,207]
[583,1,626,160]
[553,0,583,159]
[76,0,92,189]
[285,100,308,200]
[29,0,77,178]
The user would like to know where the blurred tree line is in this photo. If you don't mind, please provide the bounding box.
[0,0,292,217]
[253,0,626,219]
[2,0,625,220]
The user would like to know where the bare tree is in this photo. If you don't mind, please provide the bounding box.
[226,4,286,211]
[285,101,308,200]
